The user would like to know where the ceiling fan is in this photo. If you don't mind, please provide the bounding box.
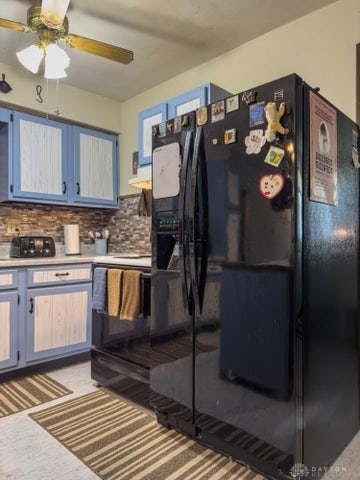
[0,0,134,78]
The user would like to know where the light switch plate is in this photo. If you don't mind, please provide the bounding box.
[7,221,20,235]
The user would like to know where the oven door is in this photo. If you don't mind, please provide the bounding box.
[91,269,151,404]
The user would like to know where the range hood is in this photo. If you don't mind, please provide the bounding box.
[128,165,152,190]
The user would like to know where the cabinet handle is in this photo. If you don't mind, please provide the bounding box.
[29,297,34,314]
[63,181,67,194]
[76,182,80,195]
[55,272,70,277]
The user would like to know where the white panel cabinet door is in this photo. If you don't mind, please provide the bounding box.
[26,283,92,362]
[12,112,68,203]
[138,102,168,166]
[73,127,119,207]
[0,291,18,370]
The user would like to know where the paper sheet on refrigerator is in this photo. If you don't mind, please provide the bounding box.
[153,142,180,199]
[309,90,338,206]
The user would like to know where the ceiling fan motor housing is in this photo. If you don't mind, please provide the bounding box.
[27,4,69,40]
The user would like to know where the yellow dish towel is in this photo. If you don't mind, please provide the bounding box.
[107,269,124,316]
[120,270,142,321]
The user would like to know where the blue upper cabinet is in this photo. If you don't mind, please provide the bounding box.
[0,108,12,202]
[12,111,68,203]
[167,83,231,119]
[0,108,119,209]
[72,127,119,207]
[138,83,231,166]
[138,102,167,166]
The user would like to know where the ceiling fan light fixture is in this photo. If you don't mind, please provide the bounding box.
[16,44,43,74]
[40,0,71,28]
[44,43,70,79]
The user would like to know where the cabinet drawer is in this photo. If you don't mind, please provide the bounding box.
[27,264,92,287]
[0,269,19,290]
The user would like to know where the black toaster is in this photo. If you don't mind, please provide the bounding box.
[10,236,56,258]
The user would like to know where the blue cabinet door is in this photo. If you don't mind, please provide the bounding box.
[138,102,168,166]
[167,86,208,119]
[12,112,68,203]
[0,108,12,203]
[0,291,18,371]
[26,283,92,362]
[137,84,231,167]
[72,127,119,207]
[167,83,231,119]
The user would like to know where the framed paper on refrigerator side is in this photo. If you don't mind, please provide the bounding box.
[309,90,338,205]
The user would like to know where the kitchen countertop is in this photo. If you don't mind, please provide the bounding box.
[0,254,152,269]
[0,254,95,268]
[93,255,151,268]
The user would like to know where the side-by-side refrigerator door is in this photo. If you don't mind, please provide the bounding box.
[192,75,301,479]
[150,118,196,436]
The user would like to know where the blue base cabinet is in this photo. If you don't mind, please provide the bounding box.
[138,83,232,166]
[25,264,92,363]
[0,269,19,371]
[0,264,92,375]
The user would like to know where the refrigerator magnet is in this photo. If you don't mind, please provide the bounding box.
[352,128,359,168]
[241,90,257,105]
[226,95,239,113]
[211,100,225,123]
[196,107,208,126]
[181,115,190,126]
[264,146,285,167]
[167,121,174,134]
[173,116,182,134]
[244,129,265,154]
[259,173,284,199]
[158,121,167,137]
[264,102,289,142]
[224,128,237,144]
[249,101,265,127]
[274,89,284,101]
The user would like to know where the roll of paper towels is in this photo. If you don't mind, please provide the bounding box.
[64,224,81,255]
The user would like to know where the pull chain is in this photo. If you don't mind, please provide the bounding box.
[55,79,60,116]
[46,78,49,119]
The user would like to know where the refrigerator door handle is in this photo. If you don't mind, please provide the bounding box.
[179,129,193,315]
[189,125,208,314]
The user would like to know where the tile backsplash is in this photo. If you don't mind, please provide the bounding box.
[0,194,151,255]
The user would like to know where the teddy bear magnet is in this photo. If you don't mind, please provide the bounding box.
[264,102,289,142]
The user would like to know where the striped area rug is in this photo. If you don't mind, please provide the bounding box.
[0,374,72,418]
[30,389,265,480]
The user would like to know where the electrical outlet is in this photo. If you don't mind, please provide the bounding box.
[6,221,20,235]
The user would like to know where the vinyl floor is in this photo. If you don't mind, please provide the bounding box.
[0,361,359,480]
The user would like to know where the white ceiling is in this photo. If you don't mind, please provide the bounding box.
[0,0,338,103]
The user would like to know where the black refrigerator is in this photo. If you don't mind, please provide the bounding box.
[150,74,360,480]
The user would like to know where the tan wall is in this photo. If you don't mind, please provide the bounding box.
[0,62,122,132]
[121,0,360,195]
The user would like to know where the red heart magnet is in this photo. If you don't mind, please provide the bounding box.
[259,173,284,199]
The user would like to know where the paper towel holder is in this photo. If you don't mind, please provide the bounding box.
[64,224,81,255]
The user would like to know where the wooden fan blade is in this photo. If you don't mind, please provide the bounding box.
[65,34,133,64]
[0,18,29,33]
